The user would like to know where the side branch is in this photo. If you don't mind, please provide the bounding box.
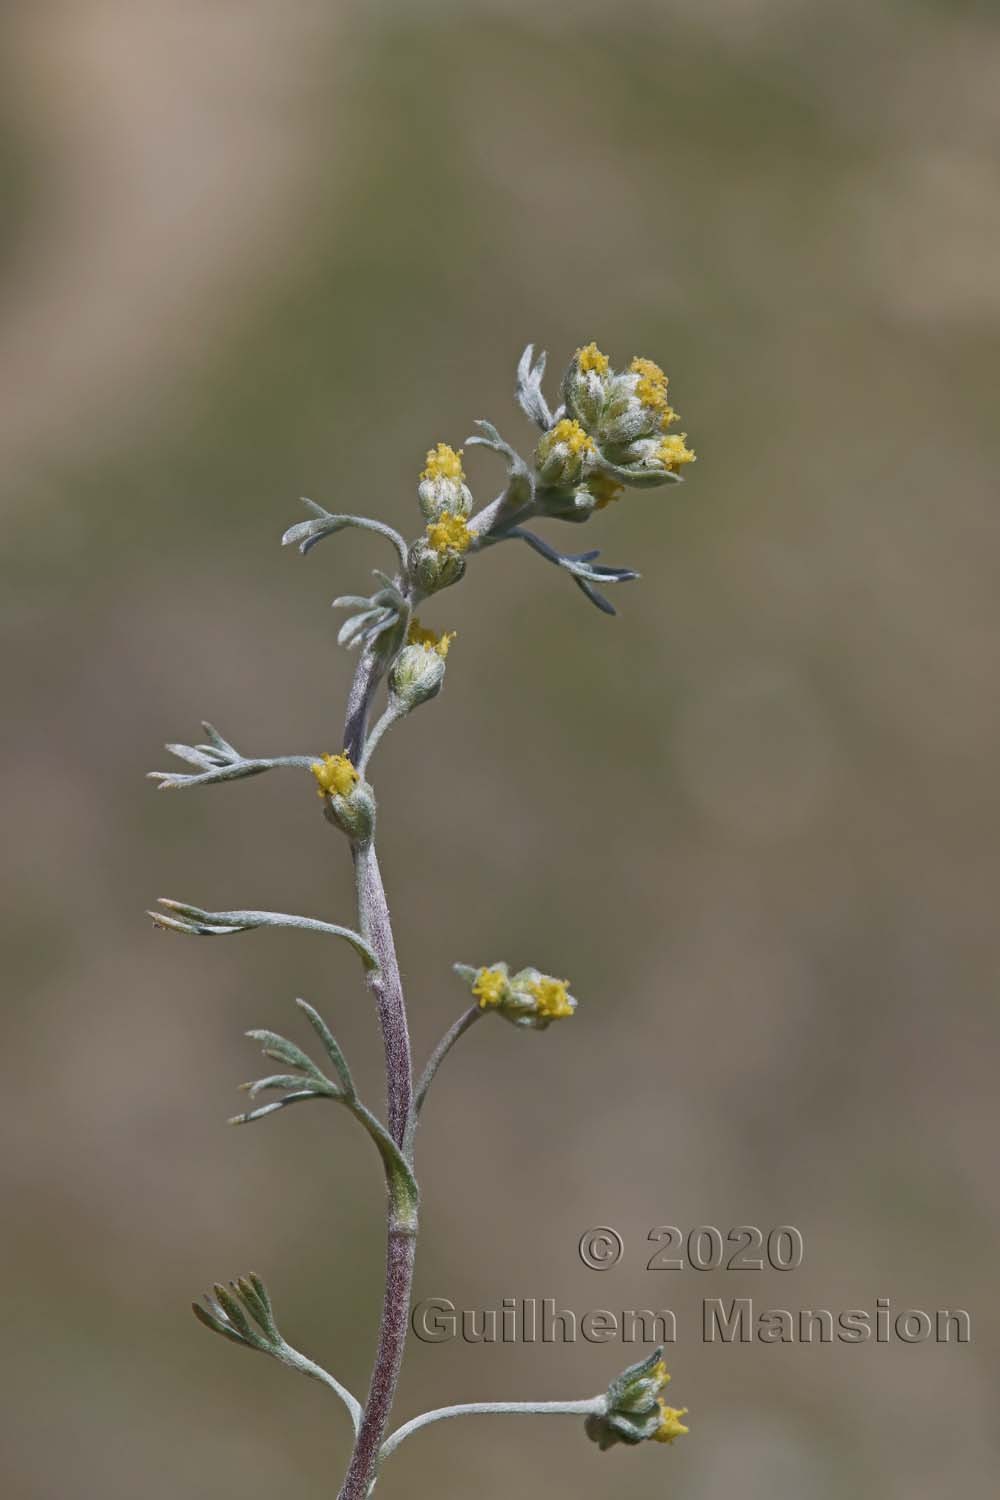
[379,1397,604,1466]
[404,1003,483,1157]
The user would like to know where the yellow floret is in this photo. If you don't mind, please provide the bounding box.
[407,619,456,657]
[576,341,610,376]
[472,967,508,1008]
[630,356,668,391]
[630,356,671,413]
[426,512,473,554]
[526,977,574,1019]
[311,752,358,800]
[656,433,696,472]
[652,1403,689,1444]
[421,442,465,483]
[540,418,596,464]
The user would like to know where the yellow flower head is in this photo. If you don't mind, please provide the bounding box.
[576,341,610,376]
[407,619,456,657]
[652,1403,689,1444]
[657,433,696,472]
[630,355,670,411]
[472,967,508,1008]
[546,417,595,460]
[311,752,358,800]
[650,1360,670,1388]
[526,976,575,1020]
[421,442,465,484]
[426,511,473,555]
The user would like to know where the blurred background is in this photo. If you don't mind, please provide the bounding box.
[2,2,998,1497]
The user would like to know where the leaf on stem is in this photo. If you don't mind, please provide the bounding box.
[147,724,315,791]
[282,500,409,571]
[466,420,535,515]
[507,527,639,615]
[295,998,357,1099]
[146,901,379,969]
[332,575,408,652]
[193,1274,279,1353]
[515,344,555,431]
[229,1022,343,1124]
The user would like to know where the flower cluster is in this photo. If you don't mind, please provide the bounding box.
[551,341,695,515]
[454,961,577,1030]
[585,1349,689,1450]
[373,340,698,615]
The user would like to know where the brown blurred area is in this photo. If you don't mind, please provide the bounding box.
[2,2,998,1496]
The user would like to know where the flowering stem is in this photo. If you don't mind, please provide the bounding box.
[378,1397,604,1467]
[338,652,417,1500]
[161,340,696,1496]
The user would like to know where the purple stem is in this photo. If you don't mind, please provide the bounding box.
[338,654,416,1500]
[355,843,412,1145]
[338,1229,415,1499]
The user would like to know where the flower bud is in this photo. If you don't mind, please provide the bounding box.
[535,418,597,489]
[389,621,455,712]
[608,431,696,480]
[417,443,473,522]
[408,536,467,595]
[561,342,611,430]
[310,752,375,842]
[596,355,679,447]
[585,1350,687,1450]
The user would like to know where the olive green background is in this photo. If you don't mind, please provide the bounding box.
[2,3,998,1497]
